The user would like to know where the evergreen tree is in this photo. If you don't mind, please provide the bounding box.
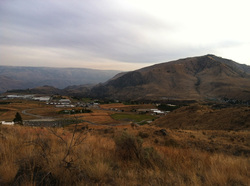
[13,112,23,125]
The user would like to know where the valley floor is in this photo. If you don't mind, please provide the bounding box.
[0,99,249,185]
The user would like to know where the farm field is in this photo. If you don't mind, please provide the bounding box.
[0,99,159,126]
[0,99,52,121]
[111,113,156,123]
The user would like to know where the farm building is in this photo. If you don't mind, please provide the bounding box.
[33,96,51,102]
[1,121,15,125]
[59,99,71,105]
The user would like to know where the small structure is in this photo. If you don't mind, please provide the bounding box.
[59,99,71,105]
[55,104,75,108]
[153,110,165,115]
[150,109,166,115]
[6,95,22,99]
[137,109,151,114]
[167,104,176,107]
[1,121,15,125]
[33,96,51,102]
[136,108,167,115]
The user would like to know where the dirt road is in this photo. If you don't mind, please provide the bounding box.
[22,109,45,119]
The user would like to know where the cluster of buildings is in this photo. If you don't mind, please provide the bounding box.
[47,98,75,108]
[1,94,75,107]
[3,94,51,102]
[1,94,100,109]
[137,108,170,115]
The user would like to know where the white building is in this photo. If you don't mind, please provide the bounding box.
[59,99,71,105]
[1,121,15,125]
[6,95,22,99]
[33,97,51,102]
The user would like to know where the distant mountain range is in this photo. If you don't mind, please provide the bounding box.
[0,66,120,93]
[4,55,250,101]
[90,54,250,101]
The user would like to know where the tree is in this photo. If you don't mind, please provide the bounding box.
[13,112,23,125]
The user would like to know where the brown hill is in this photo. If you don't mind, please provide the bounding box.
[153,103,250,130]
[91,54,250,101]
[6,84,92,97]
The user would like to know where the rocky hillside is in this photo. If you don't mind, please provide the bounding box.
[91,55,250,101]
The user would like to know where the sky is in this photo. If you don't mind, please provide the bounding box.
[1,0,250,71]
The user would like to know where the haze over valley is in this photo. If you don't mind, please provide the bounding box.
[0,66,120,93]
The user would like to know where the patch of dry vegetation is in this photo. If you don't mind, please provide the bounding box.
[0,99,54,120]
[100,103,155,112]
[0,125,249,185]
[154,103,250,130]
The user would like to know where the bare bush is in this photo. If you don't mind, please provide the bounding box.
[114,131,163,169]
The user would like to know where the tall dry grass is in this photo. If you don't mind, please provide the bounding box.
[0,125,249,185]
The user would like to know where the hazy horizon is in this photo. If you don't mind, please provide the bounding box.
[0,53,249,72]
[1,0,250,71]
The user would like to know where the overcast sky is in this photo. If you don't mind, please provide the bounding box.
[1,0,250,70]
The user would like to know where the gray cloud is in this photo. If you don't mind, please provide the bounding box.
[0,0,180,64]
[1,0,249,69]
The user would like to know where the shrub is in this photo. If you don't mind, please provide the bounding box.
[114,131,163,169]
[114,131,143,161]
[138,131,149,138]
[13,157,57,185]
[164,138,179,147]
[13,112,23,125]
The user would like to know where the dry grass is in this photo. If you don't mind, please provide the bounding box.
[0,125,249,186]
[27,107,63,117]
[78,111,119,124]
[99,103,155,112]
[0,99,54,120]
[154,103,250,131]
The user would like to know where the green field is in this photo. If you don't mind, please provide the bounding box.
[111,113,156,123]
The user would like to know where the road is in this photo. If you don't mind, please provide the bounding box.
[22,108,45,119]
